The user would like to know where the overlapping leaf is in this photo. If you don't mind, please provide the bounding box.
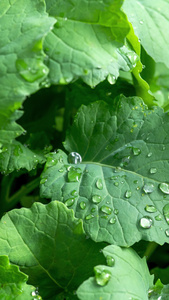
[123,0,169,67]
[41,96,169,246]
[77,245,154,300]
[0,255,38,300]
[0,201,106,299]
[44,0,138,87]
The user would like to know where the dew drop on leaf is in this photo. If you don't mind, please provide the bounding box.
[147,152,152,157]
[143,183,154,194]
[134,180,138,184]
[85,214,94,220]
[114,209,119,215]
[68,167,82,182]
[109,217,116,224]
[163,203,169,224]
[125,190,132,198]
[92,195,102,204]
[165,229,169,237]
[106,255,115,267]
[140,216,153,229]
[94,267,111,286]
[101,206,112,215]
[68,152,82,164]
[71,190,78,196]
[155,214,162,221]
[149,167,157,174]
[145,205,157,213]
[40,178,47,184]
[80,201,86,210]
[114,182,119,187]
[159,183,169,194]
[132,147,141,156]
[58,168,64,173]
[91,207,96,213]
[96,178,103,190]
[65,198,75,207]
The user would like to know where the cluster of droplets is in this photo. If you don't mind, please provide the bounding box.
[31,288,41,300]
[95,254,115,286]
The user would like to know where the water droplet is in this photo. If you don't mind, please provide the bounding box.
[133,147,141,156]
[143,183,154,193]
[16,59,48,82]
[95,267,111,286]
[134,180,138,184]
[163,203,169,224]
[114,182,119,187]
[85,214,94,220]
[150,167,157,174]
[139,20,143,24]
[106,255,115,267]
[125,190,132,198]
[58,168,64,173]
[92,195,102,204]
[107,74,116,85]
[91,207,96,213]
[101,206,112,215]
[80,201,86,210]
[68,167,82,182]
[155,214,162,221]
[145,205,157,213]
[114,209,119,215]
[165,229,169,237]
[40,178,47,184]
[109,217,116,224]
[147,152,152,157]
[68,152,82,164]
[159,183,169,194]
[71,190,78,196]
[136,186,140,191]
[140,216,153,229]
[96,179,103,190]
[65,198,75,207]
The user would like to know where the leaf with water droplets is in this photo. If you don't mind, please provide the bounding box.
[77,245,154,300]
[41,98,169,246]
[0,201,105,299]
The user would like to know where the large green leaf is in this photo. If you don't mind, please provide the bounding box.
[41,96,169,246]
[44,0,138,87]
[77,245,154,300]
[0,255,38,300]
[122,0,169,68]
[0,201,106,299]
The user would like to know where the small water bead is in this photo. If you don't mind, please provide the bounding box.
[139,20,143,24]
[40,178,47,184]
[65,198,75,207]
[155,214,162,221]
[147,152,152,157]
[71,190,78,196]
[92,195,102,204]
[145,205,157,213]
[165,229,169,237]
[91,207,96,213]
[68,167,82,182]
[106,255,115,267]
[68,152,82,164]
[132,147,141,156]
[58,168,64,173]
[101,215,109,220]
[85,214,94,220]
[114,182,119,187]
[80,201,86,210]
[114,209,119,215]
[143,183,154,194]
[163,203,169,224]
[96,178,103,190]
[101,206,112,215]
[134,180,138,184]
[159,183,169,194]
[125,190,132,198]
[109,217,116,224]
[95,267,111,286]
[150,167,157,174]
[140,216,153,229]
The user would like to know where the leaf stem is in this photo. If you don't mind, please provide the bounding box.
[144,242,158,261]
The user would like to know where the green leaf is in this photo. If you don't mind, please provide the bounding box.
[0,0,55,127]
[41,96,169,246]
[151,266,169,285]
[0,201,106,299]
[0,255,37,300]
[148,279,169,300]
[77,245,154,300]
[122,0,169,68]
[0,141,45,174]
[43,0,138,87]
